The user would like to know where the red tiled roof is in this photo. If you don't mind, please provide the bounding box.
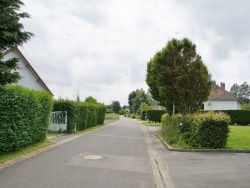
[3,48,53,96]
[209,85,239,102]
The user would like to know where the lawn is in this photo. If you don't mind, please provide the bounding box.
[226,126,250,149]
[105,113,119,120]
[140,121,161,126]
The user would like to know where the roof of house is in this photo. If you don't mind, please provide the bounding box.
[209,85,240,102]
[3,48,53,96]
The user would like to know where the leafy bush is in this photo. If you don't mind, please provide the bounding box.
[161,112,231,149]
[191,112,230,148]
[53,99,106,133]
[241,103,250,110]
[147,110,166,122]
[0,85,52,153]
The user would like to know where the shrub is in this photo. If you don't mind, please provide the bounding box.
[147,110,166,122]
[0,85,53,153]
[191,112,230,149]
[53,99,106,133]
[161,112,231,149]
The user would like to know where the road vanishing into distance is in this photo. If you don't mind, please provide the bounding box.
[0,116,250,188]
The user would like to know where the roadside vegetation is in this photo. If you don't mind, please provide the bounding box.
[0,140,53,163]
[105,113,119,120]
[140,121,161,126]
[226,126,250,149]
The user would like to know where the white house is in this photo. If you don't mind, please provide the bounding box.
[203,83,241,110]
[3,48,53,95]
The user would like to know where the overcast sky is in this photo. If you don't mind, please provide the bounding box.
[20,0,250,105]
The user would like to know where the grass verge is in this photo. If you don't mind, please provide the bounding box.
[0,140,53,163]
[226,126,250,149]
[76,124,106,134]
[105,113,119,120]
[47,131,65,137]
[140,120,161,126]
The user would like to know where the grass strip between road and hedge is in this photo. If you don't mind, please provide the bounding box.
[140,121,161,126]
[0,140,53,163]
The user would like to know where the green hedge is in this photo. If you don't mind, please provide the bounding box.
[161,112,231,149]
[0,85,53,153]
[53,99,106,133]
[211,110,250,125]
[147,110,166,122]
[53,99,77,133]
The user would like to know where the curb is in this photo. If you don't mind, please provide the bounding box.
[157,135,250,153]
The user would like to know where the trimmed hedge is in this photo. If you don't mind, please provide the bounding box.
[0,85,53,153]
[53,99,106,133]
[161,112,231,149]
[206,110,250,125]
[147,110,166,122]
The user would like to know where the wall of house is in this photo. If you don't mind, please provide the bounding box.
[3,51,46,91]
[204,100,241,110]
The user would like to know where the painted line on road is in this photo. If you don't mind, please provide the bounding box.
[141,124,174,188]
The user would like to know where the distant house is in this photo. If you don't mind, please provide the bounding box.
[3,48,53,95]
[203,83,241,110]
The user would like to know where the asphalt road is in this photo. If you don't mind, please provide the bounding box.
[1,118,250,188]
[146,126,250,188]
[0,117,156,188]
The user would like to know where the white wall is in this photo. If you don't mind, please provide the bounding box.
[3,51,46,91]
[204,100,241,110]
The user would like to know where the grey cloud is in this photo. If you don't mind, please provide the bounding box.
[178,0,250,59]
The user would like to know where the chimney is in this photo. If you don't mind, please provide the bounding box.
[220,82,225,90]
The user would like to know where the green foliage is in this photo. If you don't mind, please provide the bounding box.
[226,126,250,149]
[241,103,250,110]
[53,99,77,133]
[84,96,98,103]
[110,100,121,114]
[105,113,119,120]
[161,112,231,149]
[53,99,106,133]
[203,110,250,125]
[0,0,34,85]
[0,85,52,153]
[146,38,213,114]
[230,82,250,100]
[119,109,126,115]
[147,110,166,122]
[128,89,152,114]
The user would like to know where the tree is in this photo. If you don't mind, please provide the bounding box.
[128,88,151,114]
[111,101,121,114]
[128,90,137,113]
[0,0,33,85]
[84,96,98,103]
[146,38,213,114]
[230,82,250,103]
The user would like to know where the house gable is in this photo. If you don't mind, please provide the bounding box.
[204,85,241,110]
[3,48,53,95]
[209,85,240,102]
